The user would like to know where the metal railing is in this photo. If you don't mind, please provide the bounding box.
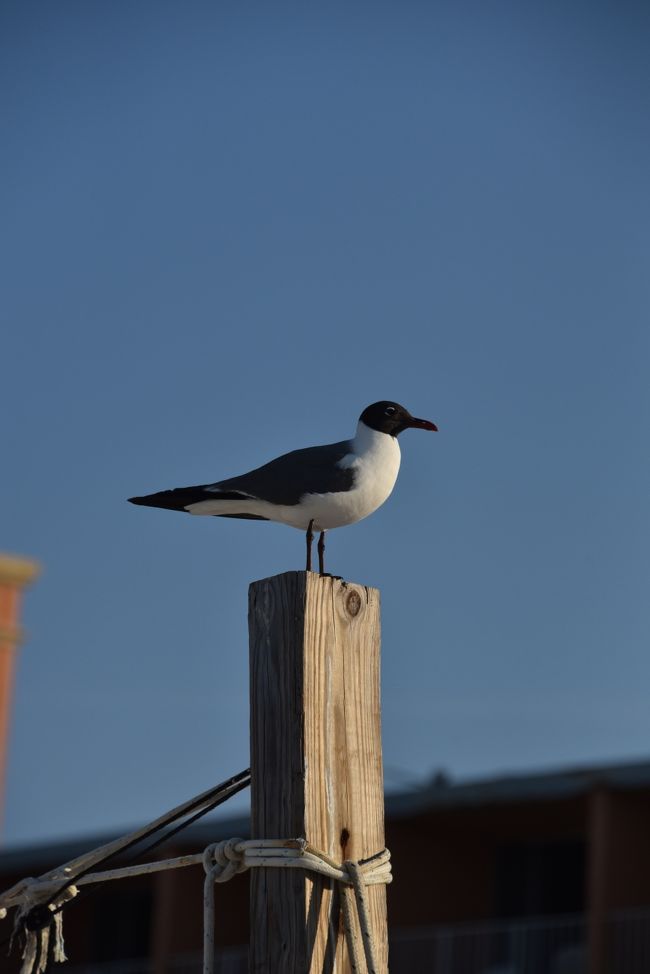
[390,913,586,974]
[61,907,650,974]
[170,949,247,974]
[63,951,249,974]
[608,908,650,973]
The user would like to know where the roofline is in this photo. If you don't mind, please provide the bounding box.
[388,755,650,819]
[4,755,650,871]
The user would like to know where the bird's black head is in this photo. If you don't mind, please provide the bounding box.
[358,401,438,437]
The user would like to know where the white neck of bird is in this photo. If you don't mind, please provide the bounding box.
[352,420,400,457]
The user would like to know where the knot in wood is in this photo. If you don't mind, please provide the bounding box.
[345,589,362,617]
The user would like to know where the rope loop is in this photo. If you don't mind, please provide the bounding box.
[201,839,390,974]
[3,835,391,974]
[202,838,247,884]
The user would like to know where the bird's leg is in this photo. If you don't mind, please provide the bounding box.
[305,519,314,572]
[318,531,326,575]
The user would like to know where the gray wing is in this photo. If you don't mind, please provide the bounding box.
[206,439,355,506]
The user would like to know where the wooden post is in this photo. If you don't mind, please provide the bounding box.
[249,571,388,973]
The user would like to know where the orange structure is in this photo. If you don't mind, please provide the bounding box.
[0,553,39,830]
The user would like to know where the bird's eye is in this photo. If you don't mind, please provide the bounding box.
[384,406,396,416]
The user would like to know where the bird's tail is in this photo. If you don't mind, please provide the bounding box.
[128,486,208,512]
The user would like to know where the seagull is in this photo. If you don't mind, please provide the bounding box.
[129,401,437,573]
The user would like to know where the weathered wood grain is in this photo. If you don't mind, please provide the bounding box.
[249,571,387,973]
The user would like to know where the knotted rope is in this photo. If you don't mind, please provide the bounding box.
[202,838,391,974]
[2,836,391,974]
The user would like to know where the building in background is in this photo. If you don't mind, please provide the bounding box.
[3,758,650,974]
[1,554,649,972]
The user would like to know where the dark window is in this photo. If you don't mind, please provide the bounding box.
[91,887,152,961]
[495,840,585,917]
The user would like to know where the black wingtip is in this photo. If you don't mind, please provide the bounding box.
[127,487,201,512]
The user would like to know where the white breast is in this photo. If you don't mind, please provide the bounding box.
[299,421,401,531]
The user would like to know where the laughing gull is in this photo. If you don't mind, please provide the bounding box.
[129,401,437,573]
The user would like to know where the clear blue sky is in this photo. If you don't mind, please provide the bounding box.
[2,1,649,847]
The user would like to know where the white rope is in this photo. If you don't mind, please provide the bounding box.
[346,860,379,974]
[201,839,391,974]
[1,836,391,974]
[341,883,365,972]
[202,839,248,974]
[4,854,204,904]
[0,776,248,913]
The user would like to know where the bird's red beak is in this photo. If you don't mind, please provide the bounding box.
[406,416,438,431]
